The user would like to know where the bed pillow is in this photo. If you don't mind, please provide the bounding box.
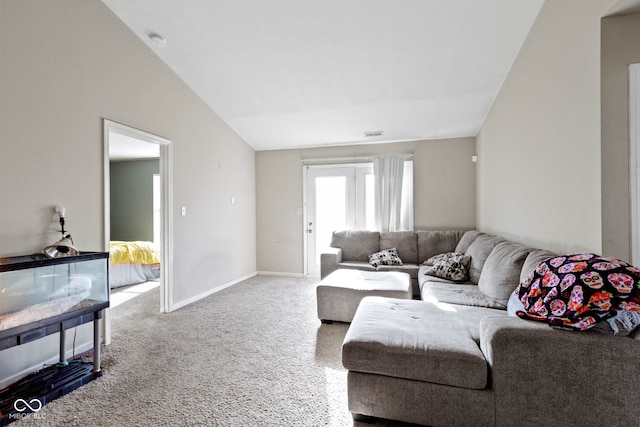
[423,253,471,282]
[369,248,403,267]
[515,253,640,331]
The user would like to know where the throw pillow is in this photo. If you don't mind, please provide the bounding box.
[507,289,524,317]
[368,248,403,267]
[423,253,471,282]
[515,253,640,331]
[424,251,466,266]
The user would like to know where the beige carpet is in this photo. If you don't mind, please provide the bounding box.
[15,275,411,426]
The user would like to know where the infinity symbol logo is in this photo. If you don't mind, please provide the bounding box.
[13,398,42,412]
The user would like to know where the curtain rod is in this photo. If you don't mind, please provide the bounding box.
[301,154,413,164]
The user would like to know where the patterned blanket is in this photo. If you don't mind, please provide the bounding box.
[516,253,640,330]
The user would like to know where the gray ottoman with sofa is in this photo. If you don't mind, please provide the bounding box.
[321,229,467,297]
[316,269,411,323]
[343,296,499,425]
[338,230,640,426]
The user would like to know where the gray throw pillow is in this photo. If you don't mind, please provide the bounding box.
[423,253,471,282]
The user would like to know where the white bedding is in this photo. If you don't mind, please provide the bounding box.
[109,262,160,288]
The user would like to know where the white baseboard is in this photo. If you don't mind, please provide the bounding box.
[257,271,305,278]
[169,271,258,312]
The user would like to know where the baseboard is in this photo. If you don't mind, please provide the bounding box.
[257,271,305,278]
[169,271,258,312]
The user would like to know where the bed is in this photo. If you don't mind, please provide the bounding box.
[109,241,160,288]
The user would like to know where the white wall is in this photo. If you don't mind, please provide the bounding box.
[256,138,476,275]
[476,0,615,254]
[0,0,255,386]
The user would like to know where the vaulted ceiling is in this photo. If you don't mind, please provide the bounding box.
[103,0,546,151]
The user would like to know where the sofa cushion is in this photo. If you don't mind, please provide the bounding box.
[381,231,418,265]
[331,231,380,262]
[343,297,492,389]
[478,241,531,306]
[368,248,403,267]
[465,235,503,284]
[416,230,466,264]
[455,231,484,254]
[421,281,507,310]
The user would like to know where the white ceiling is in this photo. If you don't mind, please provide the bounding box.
[102,0,545,151]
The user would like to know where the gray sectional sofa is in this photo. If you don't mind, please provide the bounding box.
[321,230,467,297]
[321,230,640,426]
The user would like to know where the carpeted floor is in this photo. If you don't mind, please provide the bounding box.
[15,275,412,426]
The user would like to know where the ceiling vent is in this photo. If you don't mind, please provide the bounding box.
[364,131,383,137]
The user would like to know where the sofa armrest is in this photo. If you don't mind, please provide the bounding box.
[479,316,640,426]
[320,247,342,279]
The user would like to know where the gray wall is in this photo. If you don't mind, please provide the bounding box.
[601,12,640,262]
[0,0,256,385]
[476,0,615,254]
[110,159,159,242]
[256,137,476,274]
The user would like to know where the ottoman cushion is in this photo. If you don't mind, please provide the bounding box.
[316,270,412,323]
[342,297,492,389]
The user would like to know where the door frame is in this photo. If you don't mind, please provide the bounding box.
[103,120,174,344]
[630,64,640,266]
[303,163,373,277]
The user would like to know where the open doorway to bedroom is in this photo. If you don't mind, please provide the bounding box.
[103,120,173,344]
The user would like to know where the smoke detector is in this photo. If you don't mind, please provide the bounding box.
[364,131,383,137]
[149,33,166,47]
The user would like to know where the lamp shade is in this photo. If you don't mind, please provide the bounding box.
[43,237,79,258]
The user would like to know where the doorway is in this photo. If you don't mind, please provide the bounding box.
[103,120,173,344]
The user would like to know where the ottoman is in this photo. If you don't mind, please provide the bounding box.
[316,269,412,323]
[342,296,499,425]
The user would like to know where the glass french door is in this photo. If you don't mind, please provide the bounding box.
[305,164,374,277]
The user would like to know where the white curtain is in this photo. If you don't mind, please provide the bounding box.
[374,155,412,232]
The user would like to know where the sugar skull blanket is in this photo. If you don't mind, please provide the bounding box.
[515,253,640,331]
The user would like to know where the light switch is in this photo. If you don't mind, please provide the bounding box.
[181,206,186,216]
